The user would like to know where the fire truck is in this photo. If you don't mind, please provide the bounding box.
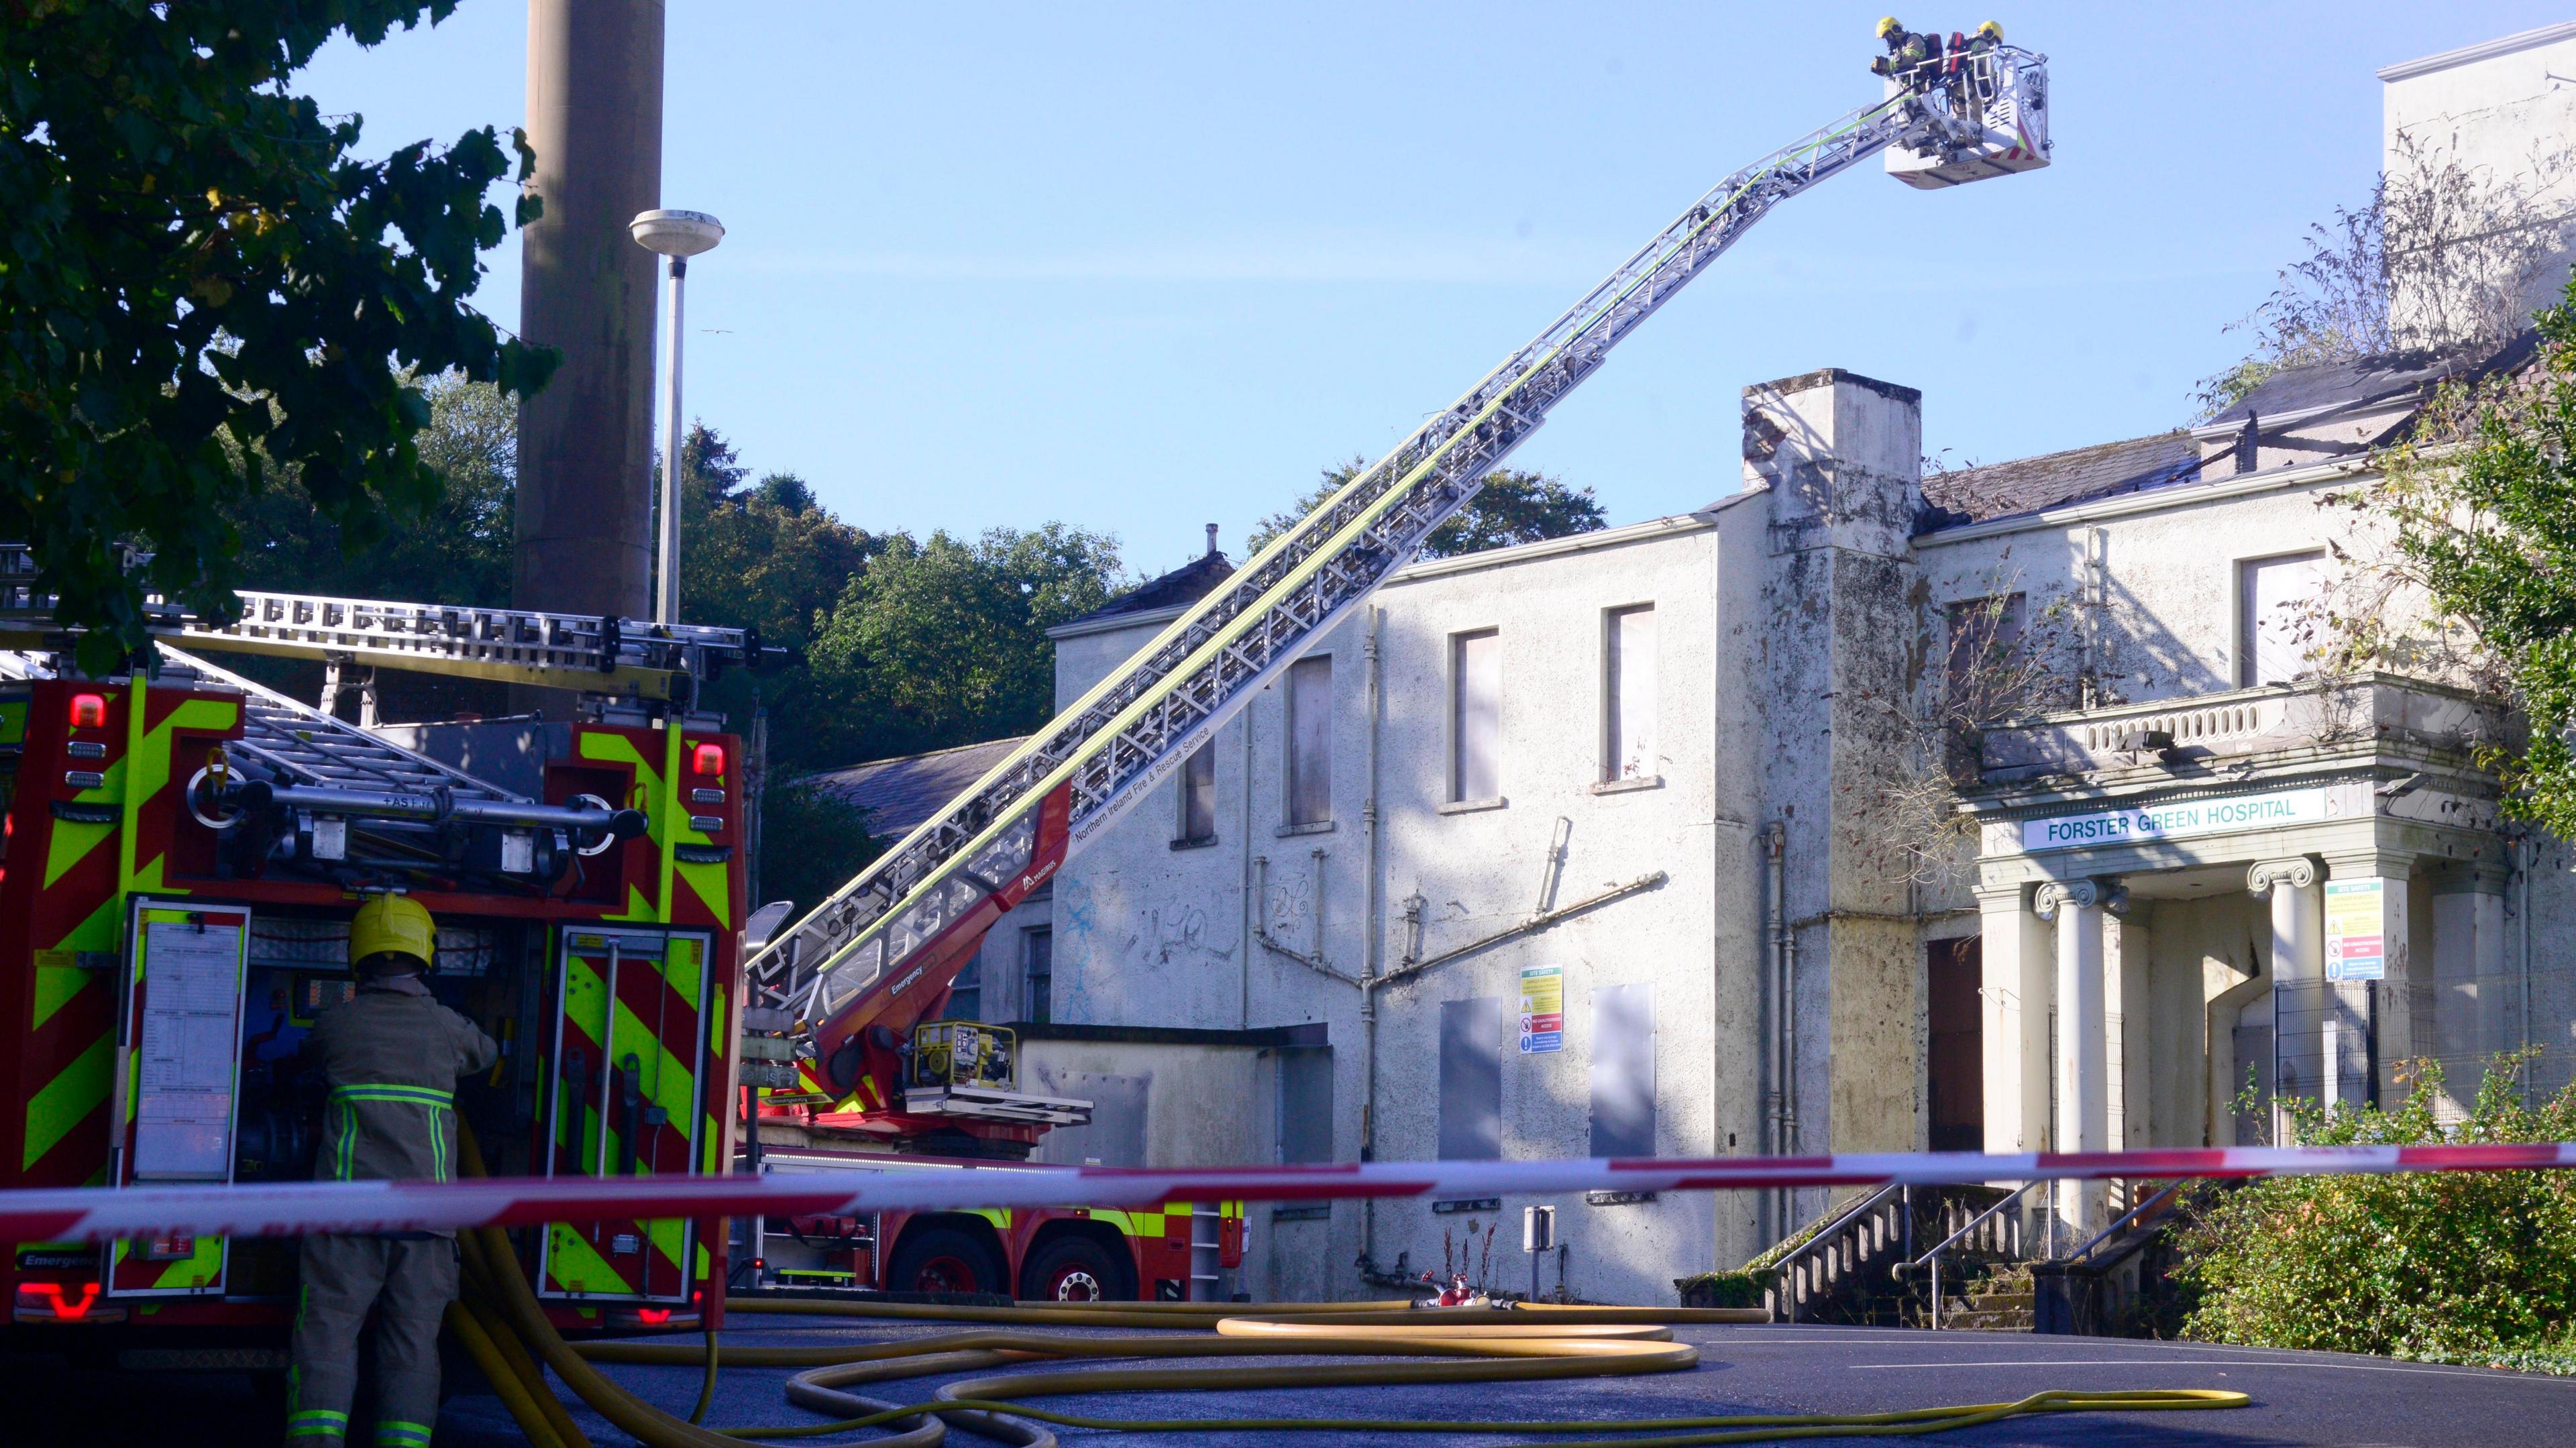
[0,569,1234,1374]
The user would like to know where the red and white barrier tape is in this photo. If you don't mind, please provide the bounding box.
[6,1144,2572,1243]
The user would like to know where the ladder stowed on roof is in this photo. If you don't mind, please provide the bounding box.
[0,543,770,700]
[747,48,2054,1044]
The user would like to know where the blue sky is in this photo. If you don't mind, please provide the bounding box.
[307,3,2568,579]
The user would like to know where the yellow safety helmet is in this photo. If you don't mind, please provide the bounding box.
[1877,16,1903,38]
[1977,20,2004,40]
[350,894,436,972]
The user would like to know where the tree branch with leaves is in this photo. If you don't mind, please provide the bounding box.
[1,0,555,671]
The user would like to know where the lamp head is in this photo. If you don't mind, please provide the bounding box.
[631,209,726,258]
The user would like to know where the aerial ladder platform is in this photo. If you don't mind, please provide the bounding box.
[743,44,2053,1097]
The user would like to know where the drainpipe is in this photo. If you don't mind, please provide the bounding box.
[2521,833,2534,1111]
[1361,608,1385,1264]
[1765,822,1790,1237]
[1241,710,1255,1032]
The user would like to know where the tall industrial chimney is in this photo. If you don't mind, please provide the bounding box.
[515,0,663,628]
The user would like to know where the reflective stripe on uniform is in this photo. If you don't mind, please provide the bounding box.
[287,1408,349,1437]
[325,1085,456,1183]
[374,1421,432,1447]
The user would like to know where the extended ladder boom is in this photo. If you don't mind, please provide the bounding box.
[750,50,2050,1062]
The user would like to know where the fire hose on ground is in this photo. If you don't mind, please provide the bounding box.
[448,1127,2249,1447]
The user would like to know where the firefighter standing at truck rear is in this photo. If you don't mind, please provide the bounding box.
[285,895,498,1448]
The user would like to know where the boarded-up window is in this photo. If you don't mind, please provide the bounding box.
[1275,1047,1334,1164]
[1926,939,1982,1152]
[1450,630,1501,802]
[1438,997,1501,1160]
[1944,594,2027,699]
[2238,551,2324,687]
[1603,606,1656,782]
[1286,656,1332,825]
[1023,927,1053,1025]
[1588,983,1655,1157]
[1177,743,1216,843]
[942,956,983,1022]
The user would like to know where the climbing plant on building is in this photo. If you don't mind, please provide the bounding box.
[2366,278,2576,842]
[0,0,556,673]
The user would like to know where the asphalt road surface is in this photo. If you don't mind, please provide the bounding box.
[11,1317,2573,1445]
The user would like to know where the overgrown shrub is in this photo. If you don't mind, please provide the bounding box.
[2176,1056,2576,1359]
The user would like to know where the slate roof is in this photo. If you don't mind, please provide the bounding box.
[814,735,1030,840]
[1917,329,2540,532]
[1059,550,1234,630]
[2206,331,2536,423]
[1921,431,2204,526]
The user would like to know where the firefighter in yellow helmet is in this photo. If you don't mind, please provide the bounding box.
[1870,16,1937,91]
[284,895,497,1448]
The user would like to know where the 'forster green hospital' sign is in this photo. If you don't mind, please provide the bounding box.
[2021,787,2330,853]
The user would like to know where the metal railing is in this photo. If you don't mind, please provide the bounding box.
[1760,1182,1910,1323]
[1898,1180,2040,1330]
[2064,1179,2186,1267]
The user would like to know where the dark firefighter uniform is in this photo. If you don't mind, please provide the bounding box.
[286,896,498,1447]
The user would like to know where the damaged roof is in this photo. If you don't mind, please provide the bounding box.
[1921,430,2204,526]
[1057,548,1234,631]
[1918,329,2538,531]
[2204,331,2536,423]
[814,735,1030,842]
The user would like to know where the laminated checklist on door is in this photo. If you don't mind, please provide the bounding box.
[133,920,247,1180]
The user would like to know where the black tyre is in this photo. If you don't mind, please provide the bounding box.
[887,1224,1006,1296]
[1020,1233,1135,1302]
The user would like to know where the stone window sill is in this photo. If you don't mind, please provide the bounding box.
[1590,775,1666,795]
[1169,834,1219,852]
[1275,820,1336,838]
[1438,797,1509,816]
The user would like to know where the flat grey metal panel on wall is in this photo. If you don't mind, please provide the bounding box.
[1031,1068,1149,1167]
[1589,983,1656,1158]
[1439,997,1503,1160]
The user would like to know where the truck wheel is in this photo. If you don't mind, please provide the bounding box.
[888,1225,1005,1296]
[1022,1235,1134,1302]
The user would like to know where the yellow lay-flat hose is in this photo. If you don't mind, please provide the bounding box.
[452,1126,2245,1447]
[578,1294,2247,1448]
[443,1299,569,1448]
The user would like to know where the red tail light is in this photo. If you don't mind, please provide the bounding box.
[691,742,726,777]
[13,1281,121,1324]
[68,693,107,729]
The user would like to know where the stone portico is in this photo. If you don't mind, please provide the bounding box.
[1964,675,2514,1233]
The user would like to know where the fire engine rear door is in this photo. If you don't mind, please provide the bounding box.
[537,928,713,1304]
[105,899,252,1298]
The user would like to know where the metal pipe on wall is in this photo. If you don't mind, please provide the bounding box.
[1360,609,1385,1267]
[1764,822,1789,1239]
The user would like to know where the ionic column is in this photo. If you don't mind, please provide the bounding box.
[2247,858,2320,1131]
[2035,877,2124,1235]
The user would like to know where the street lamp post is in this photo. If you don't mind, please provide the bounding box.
[629,208,726,626]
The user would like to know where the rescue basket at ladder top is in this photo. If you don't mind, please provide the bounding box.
[1884,44,2050,189]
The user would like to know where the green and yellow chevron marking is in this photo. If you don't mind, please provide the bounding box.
[578,727,731,929]
[23,1034,111,1170]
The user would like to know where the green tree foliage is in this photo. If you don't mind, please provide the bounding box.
[798,524,1128,767]
[2367,283,2576,840]
[2177,1058,2576,1363]
[1246,459,1605,559]
[670,423,877,659]
[1,0,555,669]
[227,371,517,605]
